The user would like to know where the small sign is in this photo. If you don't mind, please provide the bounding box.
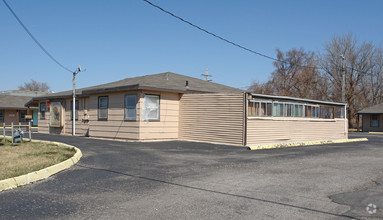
[25,115,32,119]
[9,112,15,117]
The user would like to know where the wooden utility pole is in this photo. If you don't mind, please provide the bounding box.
[72,65,83,136]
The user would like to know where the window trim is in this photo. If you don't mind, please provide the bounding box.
[98,96,109,121]
[248,100,272,117]
[248,99,324,119]
[143,94,160,121]
[370,114,379,128]
[124,94,137,121]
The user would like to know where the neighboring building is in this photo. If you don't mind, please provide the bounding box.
[26,72,348,146]
[0,90,47,126]
[358,103,383,132]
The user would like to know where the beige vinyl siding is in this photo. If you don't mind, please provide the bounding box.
[63,98,89,136]
[179,93,245,146]
[139,91,180,140]
[88,92,139,140]
[246,117,348,145]
[37,101,50,134]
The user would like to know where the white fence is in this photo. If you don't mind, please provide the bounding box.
[2,122,32,144]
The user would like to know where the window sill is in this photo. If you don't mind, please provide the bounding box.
[143,119,160,122]
[124,119,137,122]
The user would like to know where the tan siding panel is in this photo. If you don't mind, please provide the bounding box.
[89,130,139,139]
[139,92,180,140]
[86,93,140,139]
[246,117,348,145]
[179,93,244,146]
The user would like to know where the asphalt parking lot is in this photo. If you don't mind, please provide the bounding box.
[0,132,382,219]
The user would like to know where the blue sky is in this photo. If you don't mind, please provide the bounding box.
[1,0,382,92]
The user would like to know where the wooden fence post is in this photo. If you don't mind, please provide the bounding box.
[29,121,32,141]
[11,122,14,144]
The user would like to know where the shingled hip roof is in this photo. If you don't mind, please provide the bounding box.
[0,94,38,109]
[358,103,383,114]
[27,72,244,102]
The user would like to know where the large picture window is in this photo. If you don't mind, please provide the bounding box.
[125,94,137,121]
[98,96,108,120]
[370,115,379,127]
[143,94,160,121]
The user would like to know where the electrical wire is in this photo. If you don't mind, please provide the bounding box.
[141,0,284,63]
[2,0,74,73]
[141,0,377,76]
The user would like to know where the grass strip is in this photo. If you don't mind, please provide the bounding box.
[0,139,75,180]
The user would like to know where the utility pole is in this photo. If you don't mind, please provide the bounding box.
[72,65,83,136]
[201,68,213,81]
[340,54,346,103]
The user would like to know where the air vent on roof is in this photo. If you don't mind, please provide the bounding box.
[185,80,189,89]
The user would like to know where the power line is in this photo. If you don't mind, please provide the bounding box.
[2,0,73,73]
[141,0,283,63]
[141,0,378,76]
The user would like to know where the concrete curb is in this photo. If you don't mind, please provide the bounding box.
[369,132,383,134]
[0,138,82,192]
[247,138,368,150]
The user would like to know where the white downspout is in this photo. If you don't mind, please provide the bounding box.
[344,104,348,138]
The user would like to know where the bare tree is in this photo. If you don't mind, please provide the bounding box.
[320,33,383,127]
[248,80,273,95]
[18,79,51,92]
[248,33,383,128]
[249,48,326,100]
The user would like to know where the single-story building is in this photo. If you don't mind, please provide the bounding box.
[357,103,383,132]
[0,90,46,127]
[26,72,348,146]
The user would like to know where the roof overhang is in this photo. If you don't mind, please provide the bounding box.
[358,112,383,114]
[1,106,36,110]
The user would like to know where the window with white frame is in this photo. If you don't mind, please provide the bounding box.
[248,99,324,118]
[320,106,334,119]
[143,94,160,121]
[125,94,137,121]
[98,96,108,120]
[248,101,272,116]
